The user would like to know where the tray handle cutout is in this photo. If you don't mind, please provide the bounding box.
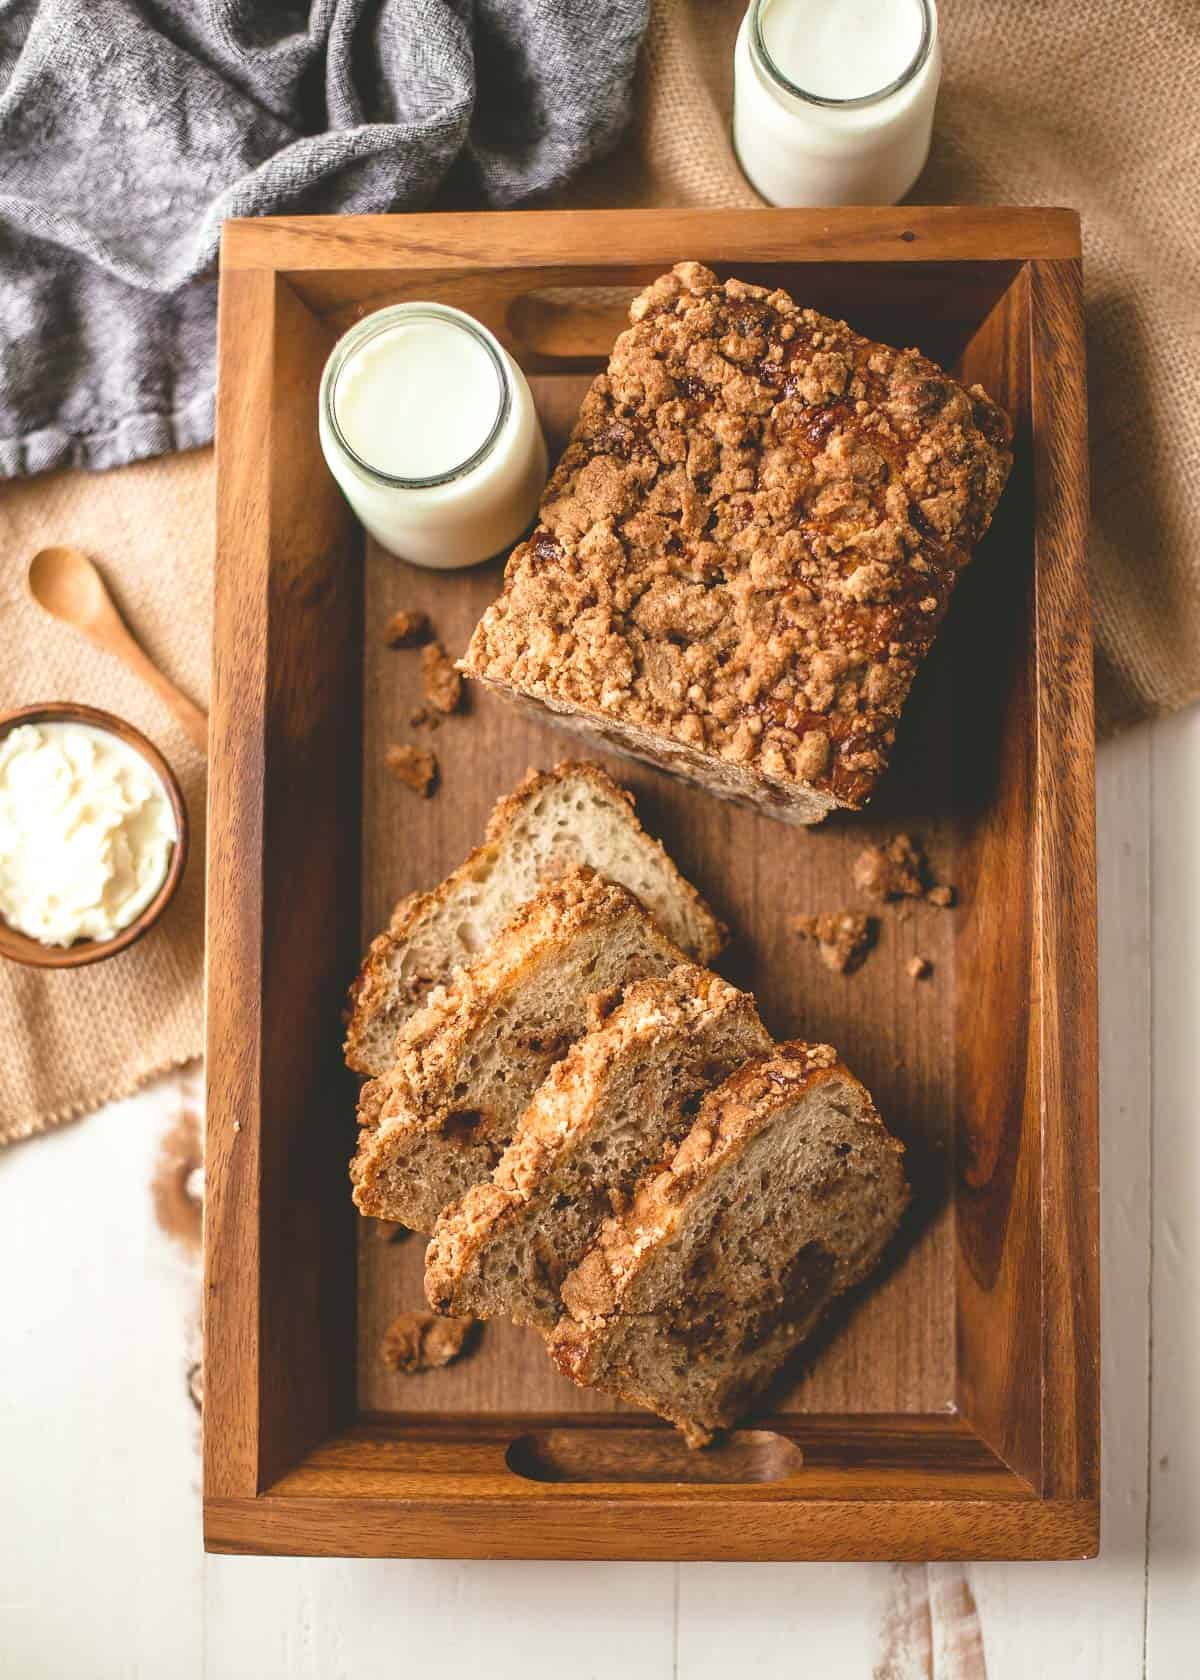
[506,1426,805,1485]
[507,287,642,361]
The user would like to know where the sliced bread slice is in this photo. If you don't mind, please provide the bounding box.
[350,867,687,1231]
[546,1043,909,1446]
[423,965,771,1329]
[345,760,726,1075]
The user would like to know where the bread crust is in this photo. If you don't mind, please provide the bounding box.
[464,262,1012,822]
[548,1043,908,1442]
[423,965,770,1319]
[350,868,688,1229]
[344,759,725,1074]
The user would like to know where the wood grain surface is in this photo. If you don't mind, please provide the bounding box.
[1027,258,1098,1503]
[206,207,1096,1560]
[950,267,1046,1488]
[207,271,362,1499]
[221,206,1081,279]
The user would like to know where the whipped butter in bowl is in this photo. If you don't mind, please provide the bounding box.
[318,301,548,569]
[0,704,187,968]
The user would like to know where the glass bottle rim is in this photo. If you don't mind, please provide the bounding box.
[749,0,936,112]
[320,302,511,490]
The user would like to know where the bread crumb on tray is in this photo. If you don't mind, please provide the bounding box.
[907,955,933,981]
[853,834,926,901]
[380,1310,476,1374]
[383,608,432,648]
[854,833,958,909]
[421,641,463,714]
[385,743,438,796]
[790,910,877,975]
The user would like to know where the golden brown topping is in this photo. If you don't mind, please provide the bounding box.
[790,910,877,975]
[559,1246,618,1320]
[421,641,464,714]
[385,743,438,797]
[585,986,623,1031]
[383,608,432,648]
[465,263,1011,812]
[380,1310,475,1373]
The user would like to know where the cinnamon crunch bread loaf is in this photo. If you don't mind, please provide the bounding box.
[463,263,1012,825]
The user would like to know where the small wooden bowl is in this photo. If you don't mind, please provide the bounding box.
[0,702,189,969]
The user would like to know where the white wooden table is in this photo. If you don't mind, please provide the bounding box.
[2,710,1195,1679]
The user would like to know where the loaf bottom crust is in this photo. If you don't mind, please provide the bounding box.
[472,674,839,828]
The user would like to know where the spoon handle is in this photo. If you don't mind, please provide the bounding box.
[101,621,209,755]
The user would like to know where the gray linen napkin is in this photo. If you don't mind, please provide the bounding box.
[0,0,649,477]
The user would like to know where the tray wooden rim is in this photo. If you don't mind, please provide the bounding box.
[220,204,1083,271]
[205,205,1096,1562]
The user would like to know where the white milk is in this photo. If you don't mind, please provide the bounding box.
[733,0,941,207]
[318,303,548,570]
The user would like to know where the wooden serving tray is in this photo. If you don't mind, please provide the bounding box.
[206,207,1096,1560]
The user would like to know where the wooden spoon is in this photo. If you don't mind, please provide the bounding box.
[27,546,208,755]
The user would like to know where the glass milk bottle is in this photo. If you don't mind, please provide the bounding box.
[733,0,941,207]
[318,303,548,570]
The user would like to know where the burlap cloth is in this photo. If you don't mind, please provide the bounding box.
[0,451,211,1141]
[2,0,1196,1142]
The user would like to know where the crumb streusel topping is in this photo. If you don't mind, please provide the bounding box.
[465,261,1012,809]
